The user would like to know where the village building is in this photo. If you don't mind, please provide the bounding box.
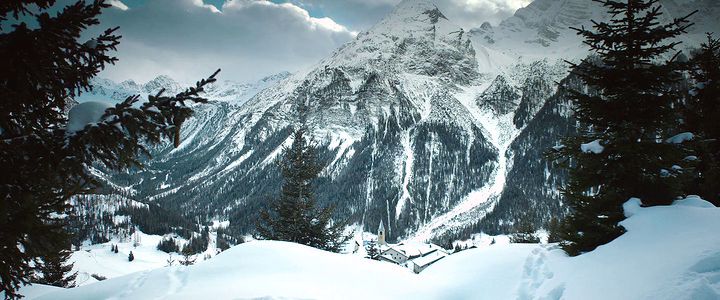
[374,221,448,273]
[408,248,446,273]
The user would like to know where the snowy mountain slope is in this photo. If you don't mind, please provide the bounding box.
[469,63,579,235]
[82,0,719,242]
[104,0,507,241]
[21,197,720,300]
[408,58,568,241]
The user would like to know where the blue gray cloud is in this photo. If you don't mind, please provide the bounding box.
[89,0,530,83]
[92,0,355,83]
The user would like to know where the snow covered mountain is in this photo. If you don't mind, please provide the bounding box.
[79,71,291,106]
[470,0,719,62]
[84,0,718,243]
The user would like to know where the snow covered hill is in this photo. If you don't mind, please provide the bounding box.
[19,196,720,299]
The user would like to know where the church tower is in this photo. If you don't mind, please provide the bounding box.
[378,220,386,245]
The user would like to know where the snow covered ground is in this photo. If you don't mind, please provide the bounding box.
[70,232,183,286]
[69,227,226,287]
[15,196,720,299]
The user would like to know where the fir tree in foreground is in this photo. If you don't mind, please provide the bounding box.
[551,0,695,256]
[0,0,218,297]
[256,114,351,253]
[682,34,720,205]
[33,248,77,288]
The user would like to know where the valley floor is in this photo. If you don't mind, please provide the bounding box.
[17,196,720,300]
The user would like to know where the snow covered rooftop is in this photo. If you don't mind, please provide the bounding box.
[410,249,447,268]
[390,241,446,258]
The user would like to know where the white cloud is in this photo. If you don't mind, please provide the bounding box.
[433,0,533,28]
[192,0,222,13]
[227,1,352,33]
[285,0,529,32]
[90,0,354,83]
[107,0,129,11]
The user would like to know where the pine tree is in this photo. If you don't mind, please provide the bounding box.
[682,34,720,205]
[365,240,381,260]
[443,239,454,252]
[216,237,231,252]
[255,111,351,253]
[546,218,563,244]
[33,248,77,288]
[510,218,540,243]
[453,243,462,253]
[179,247,196,266]
[551,0,695,255]
[0,1,218,297]
[157,237,179,253]
[183,234,208,255]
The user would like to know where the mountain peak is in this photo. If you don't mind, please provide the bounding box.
[143,75,181,94]
[367,0,455,37]
[317,0,476,84]
[391,0,444,19]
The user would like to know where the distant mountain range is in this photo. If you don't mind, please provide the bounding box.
[79,71,292,106]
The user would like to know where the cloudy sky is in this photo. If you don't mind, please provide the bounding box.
[83,0,531,83]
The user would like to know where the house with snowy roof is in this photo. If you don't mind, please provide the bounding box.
[379,241,449,272]
[374,221,448,273]
[409,248,446,273]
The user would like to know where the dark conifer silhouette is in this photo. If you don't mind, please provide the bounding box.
[0,1,218,296]
[551,0,695,255]
[682,34,720,205]
[256,107,351,253]
[179,247,196,266]
[157,237,180,253]
[33,248,77,288]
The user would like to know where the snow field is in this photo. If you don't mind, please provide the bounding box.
[20,196,719,299]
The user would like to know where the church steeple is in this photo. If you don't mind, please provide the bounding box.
[378,220,386,245]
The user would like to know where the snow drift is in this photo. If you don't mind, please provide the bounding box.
[18,196,720,299]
